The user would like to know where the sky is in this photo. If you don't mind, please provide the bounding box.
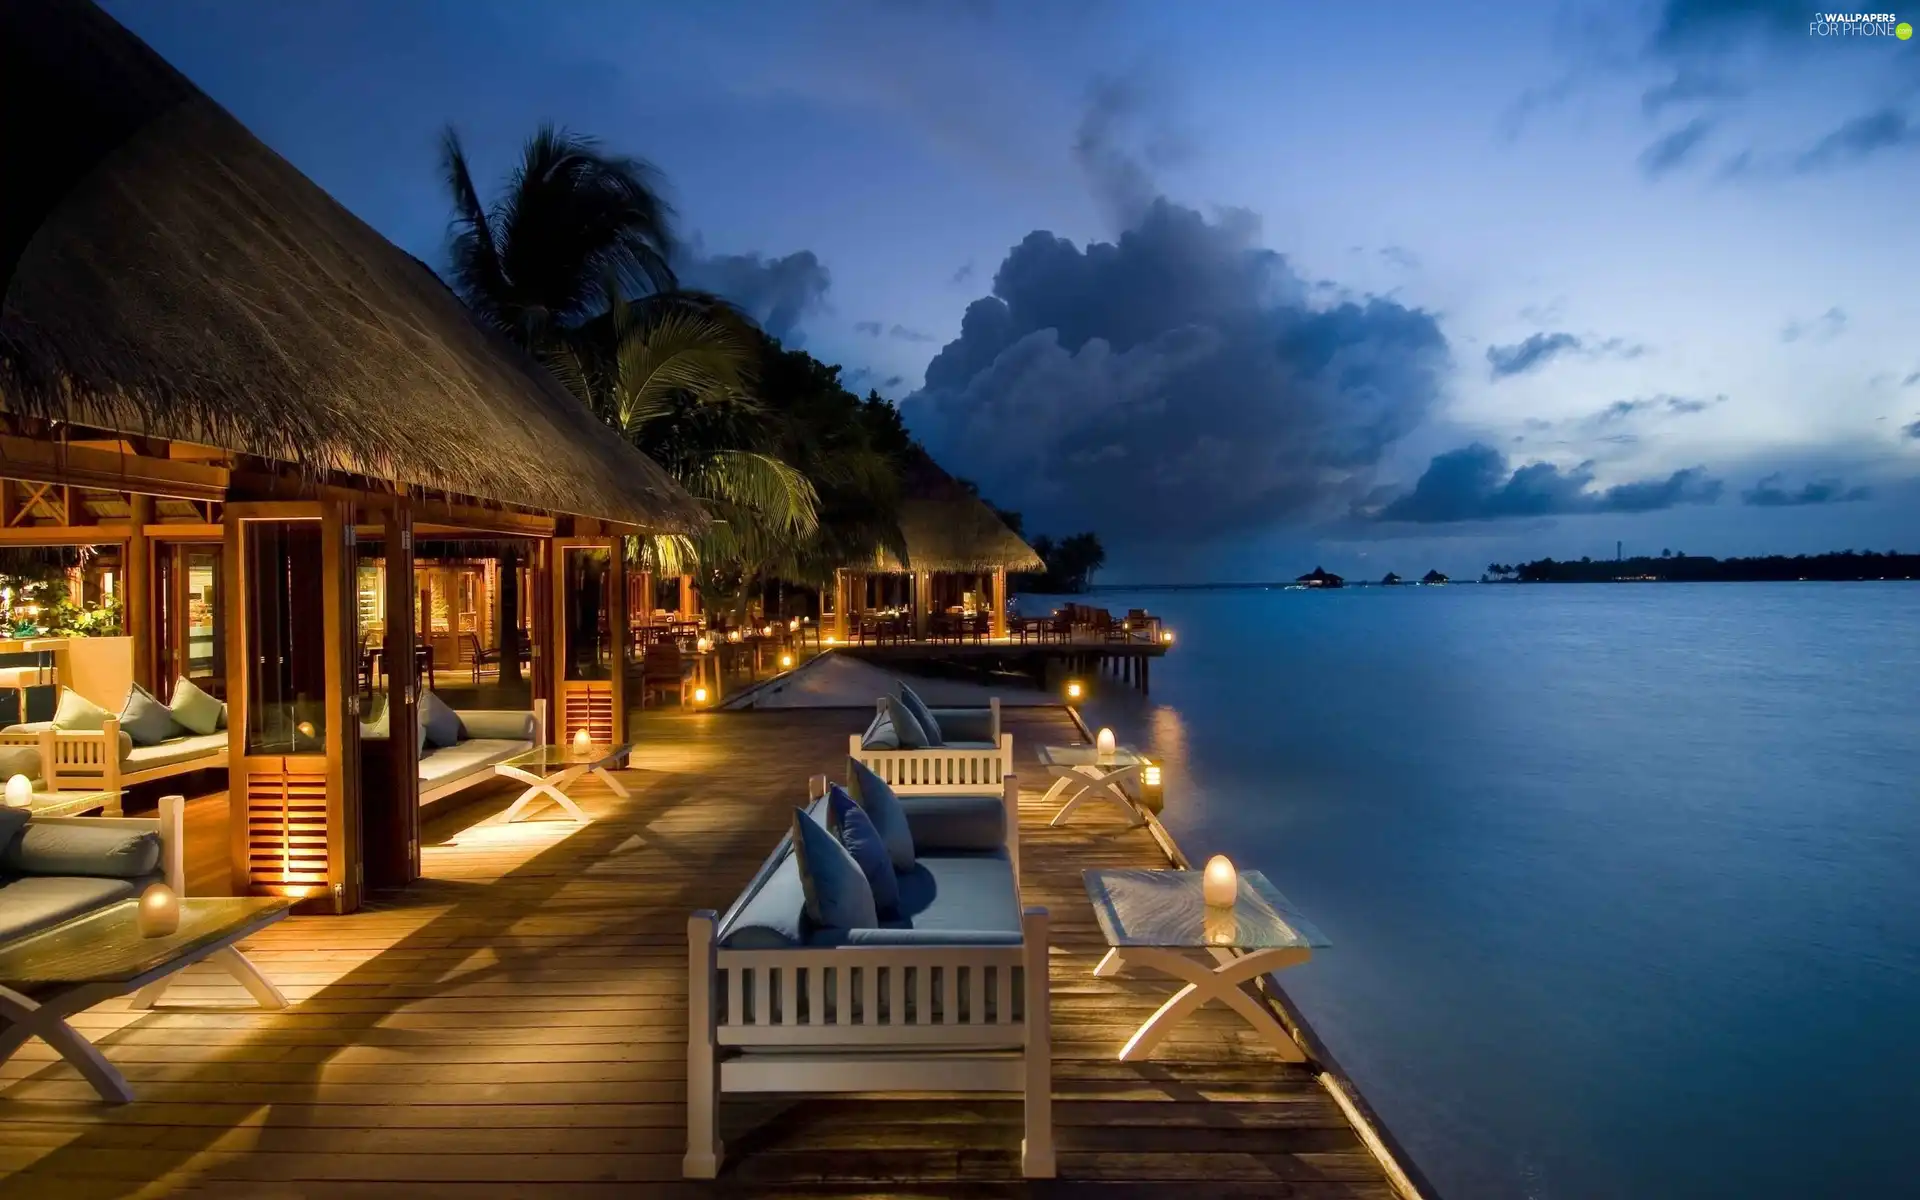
[106,0,1920,583]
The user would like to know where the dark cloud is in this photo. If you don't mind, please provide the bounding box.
[1485,331,1645,379]
[842,366,907,393]
[904,197,1450,543]
[1640,118,1713,177]
[1379,245,1421,270]
[1780,306,1847,343]
[853,320,882,336]
[1072,72,1192,229]
[1792,108,1919,174]
[676,248,830,343]
[1904,419,1920,440]
[949,262,975,286]
[889,324,936,343]
[1372,443,1722,523]
[1487,332,1582,378]
[1595,393,1723,422]
[1742,472,1873,506]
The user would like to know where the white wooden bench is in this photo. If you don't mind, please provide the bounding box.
[849,697,1012,795]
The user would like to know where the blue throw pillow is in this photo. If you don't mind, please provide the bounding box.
[848,757,915,871]
[790,806,878,932]
[120,682,185,747]
[896,684,943,745]
[880,695,930,749]
[418,690,464,749]
[827,784,899,912]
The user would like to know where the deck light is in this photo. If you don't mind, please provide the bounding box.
[1065,680,1084,701]
[779,652,794,669]
[1203,855,1238,908]
[1139,760,1164,812]
[1143,763,1161,788]
[1095,727,1116,764]
[1161,630,1174,644]
[825,635,837,645]
[136,882,180,938]
[693,686,710,704]
[4,774,30,809]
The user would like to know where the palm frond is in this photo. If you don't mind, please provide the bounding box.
[685,451,819,537]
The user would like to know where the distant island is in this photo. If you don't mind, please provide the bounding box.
[1485,550,1920,584]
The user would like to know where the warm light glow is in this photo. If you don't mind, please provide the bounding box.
[3,774,30,809]
[825,635,837,645]
[779,653,794,669]
[1161,630,1174,644]
[727,629,742,643]
[1065,681,1084,700]
[1203,855,1237,907]
[573,728,591,752]
[697,636,712,653]
[693,686,710,704]
[1143,763,1162,788]
[1096,727,1116,764]
[789,617,800,632]
[762,624,774,636]
[296,721,316,740]
[136,882,180,938]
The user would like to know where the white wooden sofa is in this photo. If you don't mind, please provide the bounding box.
[685,770,1053,1179]
[0,717,225,799]
[850,696,1013,795]
[361,695,546,806]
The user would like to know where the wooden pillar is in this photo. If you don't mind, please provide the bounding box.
[380,501,420,884]
[991,567,1008,640]
[607,537,628,745]
[126,494,153,690]
[913,571,931,641]
[528,538,552,730]
[678,574,694,620]
[830,569,847,641]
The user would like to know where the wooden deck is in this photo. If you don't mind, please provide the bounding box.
[0,707,1407,1198]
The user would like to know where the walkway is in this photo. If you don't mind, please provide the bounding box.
[0,708,1404,1198]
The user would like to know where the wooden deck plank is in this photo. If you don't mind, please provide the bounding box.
[0,707,1402,1198]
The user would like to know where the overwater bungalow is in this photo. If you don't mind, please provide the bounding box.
[0,0,703,912]
[1297,565,1346,588]
[828,448,1043,643]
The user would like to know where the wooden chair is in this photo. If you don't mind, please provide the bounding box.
[463,632,499,683]
[640,644,695,708]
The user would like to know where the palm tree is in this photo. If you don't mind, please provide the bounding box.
[441,124,677,350]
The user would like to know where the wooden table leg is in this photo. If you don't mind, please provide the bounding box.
[495,763,591,823]
[1106,946,1311,1063]
[0,983,134,1103]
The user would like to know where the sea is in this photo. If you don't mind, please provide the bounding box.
[1048,582,1919,1200]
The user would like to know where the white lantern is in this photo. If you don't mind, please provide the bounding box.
[136,882,180,938]
[3,774,30,809]
[693,686,710,704]
[1095,727,1116,764]
[1202,855,1238,908]
[573,727,591,755]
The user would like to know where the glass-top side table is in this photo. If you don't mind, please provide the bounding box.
[1083,867,1329,1062]
[493,742,633,823]
[1036,744,1147,828]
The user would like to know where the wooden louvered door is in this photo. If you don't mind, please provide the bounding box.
[225,501,363,914]
[551,537,626,747]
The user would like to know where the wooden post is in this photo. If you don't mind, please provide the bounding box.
[913,571,931,641]
[830,569,847,642]
[126,494,153,691]
[991,567,1008,640]
[528,538,552,731]
[607,537,628,745]
[383,501,420,884]
[678,574,694,620]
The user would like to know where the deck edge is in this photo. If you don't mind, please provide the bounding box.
[1064,703,1441,1200]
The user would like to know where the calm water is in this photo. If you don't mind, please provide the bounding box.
[1053,583,1920,1200]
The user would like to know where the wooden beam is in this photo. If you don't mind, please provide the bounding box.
[0,434,228,502]
[227,469,557,537]
[0,524,132,545]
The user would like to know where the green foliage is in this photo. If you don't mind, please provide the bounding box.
[1020,531,1106,593]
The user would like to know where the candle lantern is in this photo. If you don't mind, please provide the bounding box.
[1202,855,1238,907]
[1095,727,1116,764]
[3,774,30,809]
[136,882,181,938]
[573,727,591,755]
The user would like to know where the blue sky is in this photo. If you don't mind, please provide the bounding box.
[108,0,1920,582]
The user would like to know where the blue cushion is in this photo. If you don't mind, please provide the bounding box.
[808,926,1024,948]
[5,821,161,879]
[120,682,185,747]
[168,676,225,737]
[719,854,808,949]
[419,690,464,749]
[894,849,1022,935]
[902,793,1007,852]
[896,685,943,745]
[848,758,915,870]
[790,807,878,933]
[0,806,28,850]
[863,717,901,750]
[826,785,899,912]
[879,696,931,749]
[0,875,140,943]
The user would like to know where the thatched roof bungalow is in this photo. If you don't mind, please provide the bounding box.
[0,0,704,913]
[830,449,1040,640]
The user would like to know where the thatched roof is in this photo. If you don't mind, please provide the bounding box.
[867,449,1042,574]
[0,0,705,534]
